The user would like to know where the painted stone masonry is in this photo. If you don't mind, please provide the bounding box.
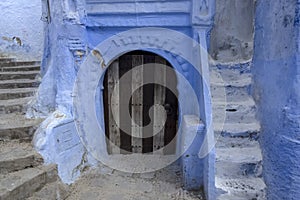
[29,0,216,199]
[253,0,300,199]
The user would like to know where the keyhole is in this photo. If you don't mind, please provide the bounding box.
[164,103,173,115]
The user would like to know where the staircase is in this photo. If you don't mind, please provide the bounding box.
[211,63,266,199]
[0,57,68,200]
[0,56,266,199]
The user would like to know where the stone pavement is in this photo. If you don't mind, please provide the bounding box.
[64,163,205,200]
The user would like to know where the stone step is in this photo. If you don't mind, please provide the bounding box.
[210,62,252,79]
[0,126,38,141]
[0,97,33,114]
[216,146,262,163]
[210,64,251,84]
[216,159,262,180]
[210,72,252,87]
[0,79,40,89]
[0,65,40,72]
[214,122,260,139]
[215,134,259,148]
[211,82,252,102]
[0,58,15,63]
[0,140,43,174]
[216,177,266,200]
[26,181,70,200]
[0,71,40,81]
[216,146,262,178]
[0,61,40,67]
[211,68,252,84]
[0,114,42,141]
[0,164,57,200]
[210,65,253,103]
[0,88,37,100]
[213,99,256,124]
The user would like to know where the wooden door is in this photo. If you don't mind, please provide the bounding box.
[104,51,178,155]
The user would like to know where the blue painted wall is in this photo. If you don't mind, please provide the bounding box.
[0,0,43,60]
[253,0,300,199]
[31,2,216,199]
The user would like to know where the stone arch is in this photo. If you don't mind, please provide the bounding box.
[73,28,204,173]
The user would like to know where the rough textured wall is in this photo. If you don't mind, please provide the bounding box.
[28,0,88,116]
[252,0,300,199]
[210,0,255,63]
[30,0,93,184]
[0,0,43,60]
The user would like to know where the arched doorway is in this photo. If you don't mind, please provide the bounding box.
[103,51,178,155]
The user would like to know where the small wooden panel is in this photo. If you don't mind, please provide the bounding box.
[142,55,155,154]
[153,56,167,154]
[131,55,143,153]
[164,66,178,155]
[107,61,120,154]
[119,55,133,154]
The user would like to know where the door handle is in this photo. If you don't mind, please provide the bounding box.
[164,103,173,115]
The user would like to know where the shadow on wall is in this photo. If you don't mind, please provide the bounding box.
[210,0,256,64]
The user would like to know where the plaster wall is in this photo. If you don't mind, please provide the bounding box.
[0,0,43,60]
[210,0,255,64]
[252,0,300,199]
[30,2,216,199]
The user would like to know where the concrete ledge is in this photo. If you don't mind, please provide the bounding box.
[33,114,96,184]
[0,164,57,200]
[0,142,43,173]
[181,115,205,191]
